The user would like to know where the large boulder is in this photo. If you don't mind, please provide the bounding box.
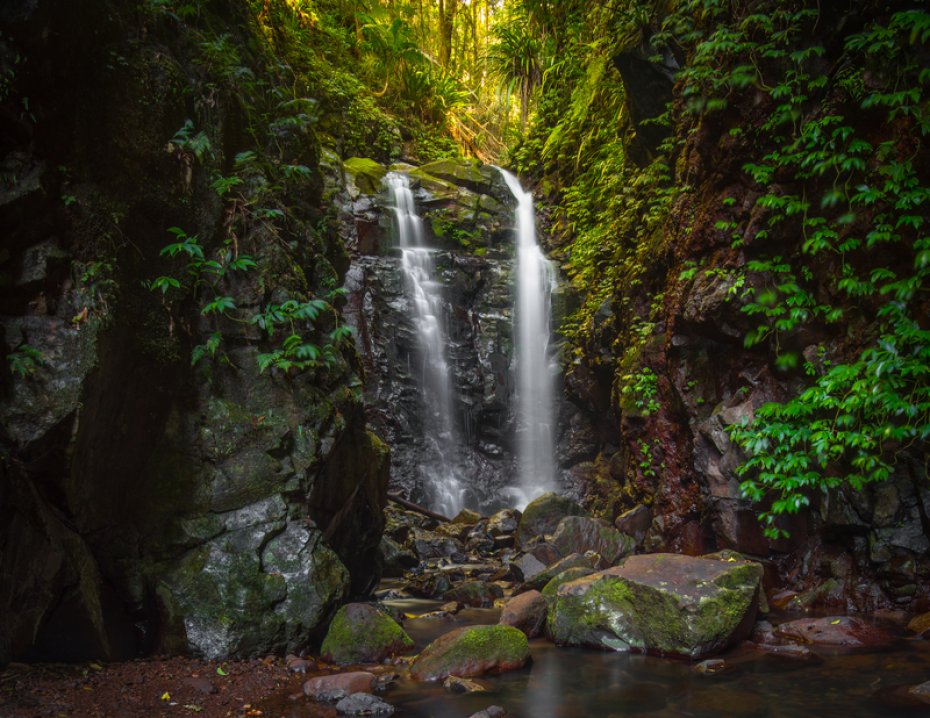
[321,603,414,664]
[548,553,763,659]
[550,517,635,566]
[409,625,530,681]
[516,493,586,546]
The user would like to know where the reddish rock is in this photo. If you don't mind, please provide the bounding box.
[303,671,377,698]
[499,590,547,638]
[409,625,529,682]
[774,616,894,647]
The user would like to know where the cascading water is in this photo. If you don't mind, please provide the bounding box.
[499,168,559,509]
[385,172,465,517]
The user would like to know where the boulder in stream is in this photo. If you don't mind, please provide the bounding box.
[409,625,530,681]
[304,672,378,699]
[320,603,414,664]
[516,493,586,546]
[550,516,635,566]
[548,553,763,659]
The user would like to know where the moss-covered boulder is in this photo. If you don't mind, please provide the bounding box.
[344,157,387,195]
[321,603,414,664]
[550,516,635,566]
[548,553,763,659]
[409,625,530,681]
[516,493,586,547]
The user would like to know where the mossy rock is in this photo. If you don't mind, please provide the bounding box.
[343,157,387,195]
[417,158,486,192]
[547,553,763,659]
[540,567,597,605]
[516,493,586,547]
[409,625,530,682]
[320,602,414,664]
[526,552,596,591]
[550,516,635,566]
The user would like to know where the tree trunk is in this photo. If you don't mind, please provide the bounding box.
[438,0,457,67]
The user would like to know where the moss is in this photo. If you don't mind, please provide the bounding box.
[411,625,529,681]
[320,603,413,664]
[343,157,387,194]
[541,567,596,604]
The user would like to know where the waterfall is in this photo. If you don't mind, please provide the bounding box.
[385,172,465,517]
[499,168,559,509]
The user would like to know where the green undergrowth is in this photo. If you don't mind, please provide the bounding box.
[511,0,930,536]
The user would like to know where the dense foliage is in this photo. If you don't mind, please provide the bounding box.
[501,0,929,537]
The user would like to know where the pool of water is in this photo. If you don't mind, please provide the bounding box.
[265,594,930,718]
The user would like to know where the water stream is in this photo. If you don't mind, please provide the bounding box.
[499,169,559,510]
[386,172,465,517]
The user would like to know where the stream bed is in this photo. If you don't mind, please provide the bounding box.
[263,592,930,718]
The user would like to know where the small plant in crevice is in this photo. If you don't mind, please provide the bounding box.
[6,343,44,378]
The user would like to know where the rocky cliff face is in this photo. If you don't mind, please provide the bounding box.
[536,12,930,612]
[0,0,388,663]
[338,158,598,514]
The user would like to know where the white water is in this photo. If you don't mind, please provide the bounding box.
[499,168,558,509]
[386,172,465,517]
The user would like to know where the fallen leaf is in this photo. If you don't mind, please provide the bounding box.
[217,665,228,676]
[161,692,171,701]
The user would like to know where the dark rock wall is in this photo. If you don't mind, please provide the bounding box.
[546,25,930,612]
[0,0,388,663]
[340,160,598,513]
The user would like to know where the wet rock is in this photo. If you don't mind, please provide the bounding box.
[379,536,418,577]
[693,659,726,674]
[516,493,586,547]
[321,603,414,665]
[527,553,597,591]
[548,553,763,658]
[526,541,562,567]
[753,643,813,659]
[405,572,453,599]
[550,516,635,566]
[614,505,653,546]
[467,707,508,718]
[344,158,387,196]
[442,581,504,608]
[443,675,487,693]
[750,620,776,644]
[336,692,395,715]
[304,672,378,699]
[488,509,521,536]
[774,616,894,647]
[509,553,547,583]
[412,529,464,561]
[409,625,530,681]
[499,590,547,638]
[540,567,597,605]
[452,509,482,525]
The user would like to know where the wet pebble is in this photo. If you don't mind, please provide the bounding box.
[336,692,395,715]
[443,675,487,693]
[467,706,507,718]
[693,659,726,674]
